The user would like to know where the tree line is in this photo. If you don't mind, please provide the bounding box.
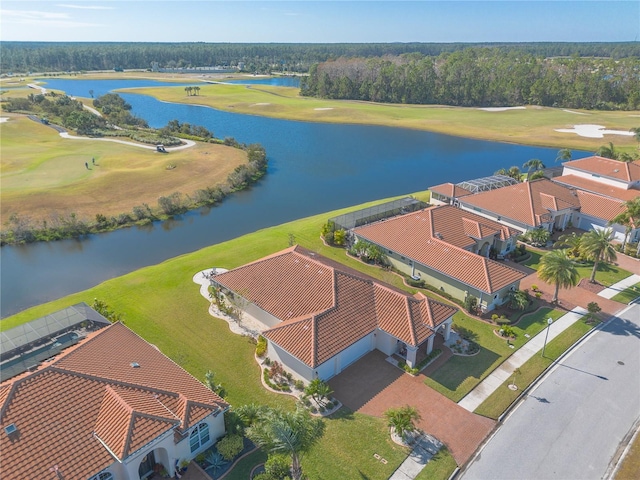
[301,49,640,110]
[2,41,638,74]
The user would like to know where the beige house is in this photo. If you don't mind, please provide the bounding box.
[353,205,526,312]
[211,246,458,380]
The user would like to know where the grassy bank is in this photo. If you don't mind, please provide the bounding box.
[128,81,640,153]
[0,113,246,223]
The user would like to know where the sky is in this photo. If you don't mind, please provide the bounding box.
[1,1,639,43]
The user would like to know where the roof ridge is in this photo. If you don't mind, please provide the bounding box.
[404,298,418,346]
[525,181,537,226]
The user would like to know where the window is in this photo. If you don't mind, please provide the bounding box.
[88,472,114,480]
[190,422,210,453]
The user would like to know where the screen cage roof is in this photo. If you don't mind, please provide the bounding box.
[456,175,519,194]
[330,197,428,231]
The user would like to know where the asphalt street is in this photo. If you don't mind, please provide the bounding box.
[461,303,640,480]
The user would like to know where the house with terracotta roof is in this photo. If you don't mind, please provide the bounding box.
[210,246,458,381]
[429,183,474,206]
[457,178,582,234]
[0,321,228,480]
[553,155,640,243]
[352,205,526,313]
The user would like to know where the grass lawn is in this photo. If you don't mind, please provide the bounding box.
[473,317,594,419]
[615,432,640,480]
[521,247,632,287]
[0,113,246,222]
[424,306,564,402]
[611,282,640,304]
[415,447,458,480]
[127,81,640,154]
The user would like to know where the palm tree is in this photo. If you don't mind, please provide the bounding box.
[523,158,546,181]
[580,228,617,283]
[554,232,582,259]
[509,289,529,310]
[185,86,193,96]
[244,406,325,480]
[596,142,617,159]
[611,197,640,252]
[384,405,421,441]
[537,249,580,303]
[556,148,572,163]
[507,166,522,181]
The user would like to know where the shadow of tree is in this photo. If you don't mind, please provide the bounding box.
[453,326,479,342]
[603,316,640,339]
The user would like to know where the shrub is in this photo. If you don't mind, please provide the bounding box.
[294,380,305,391]
[407,278,425,288]
[265,453,291,479]
[464,295,478,313]
[491,314,499,321]
[496,317,511,326]
[216,433,244,461]
[256,335,268,357]
[535,292,542,299]
[325,401,334,410]
[531,284,539,291]
[264,357,271,366]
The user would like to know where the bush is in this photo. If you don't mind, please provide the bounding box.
[407,278,425,288]
[491,314,499,321]
[464,295,478,313]
[216,433,244,461]
[325,401,334,410]
[294,380,305,391]
[256,335,267,357]
[496,318,511,326]
[265,453,291,479]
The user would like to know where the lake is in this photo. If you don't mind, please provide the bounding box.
[1,78,581,317]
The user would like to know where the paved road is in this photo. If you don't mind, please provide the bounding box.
[461,303,640,480]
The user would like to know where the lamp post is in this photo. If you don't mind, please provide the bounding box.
[541,318,553,358]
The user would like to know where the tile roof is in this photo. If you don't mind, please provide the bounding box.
[353,207,525,294]
[429,183,474,199]
[575,190,626,222]
[563,156,640,183]
[552,175,640,202]
[459,179,581,227]
[213,246,457,368]
[0,322,228,480]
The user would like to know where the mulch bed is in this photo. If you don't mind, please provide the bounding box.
[577,278,606,294]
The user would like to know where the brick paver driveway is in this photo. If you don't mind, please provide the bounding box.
[329,350,496,466]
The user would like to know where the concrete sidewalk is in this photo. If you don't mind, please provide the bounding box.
[457,306,587,412]
[598,274,640,300]
[389,433,443,480]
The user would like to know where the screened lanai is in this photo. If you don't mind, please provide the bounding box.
[456,175,519,194]
[330,197,428,231]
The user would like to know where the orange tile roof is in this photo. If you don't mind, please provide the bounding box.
[0,322,228,480]
[563,156,640,183]
[575,190,626,222]
[213,247,457,368]
[459,179,581,227]
[353,208,525,294]
[430,183,473,199]
[553,175,640,202]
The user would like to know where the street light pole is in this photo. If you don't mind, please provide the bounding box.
[541,318,553,358]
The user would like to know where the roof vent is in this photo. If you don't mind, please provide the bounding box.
[4,424,17,435]
[130,362,140,368]
[613,169,619,173]
[435,232,443,239]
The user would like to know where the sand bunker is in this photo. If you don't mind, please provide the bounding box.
[0,117,9,123]
[478,106,526,112]
[554,124,634,138]
[314,107,334,111]
[562,109,589,115]
[250,103,271,106]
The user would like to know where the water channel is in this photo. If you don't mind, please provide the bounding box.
[1,78,582,317]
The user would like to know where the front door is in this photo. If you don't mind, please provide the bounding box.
[138,450,156,479]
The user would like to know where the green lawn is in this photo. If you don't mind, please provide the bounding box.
[415,447,458,480]
[473,317,594,419]
[611,282,640,304]
[424,306,564,402]
[521,247,631,287]
[223,449,267,480]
